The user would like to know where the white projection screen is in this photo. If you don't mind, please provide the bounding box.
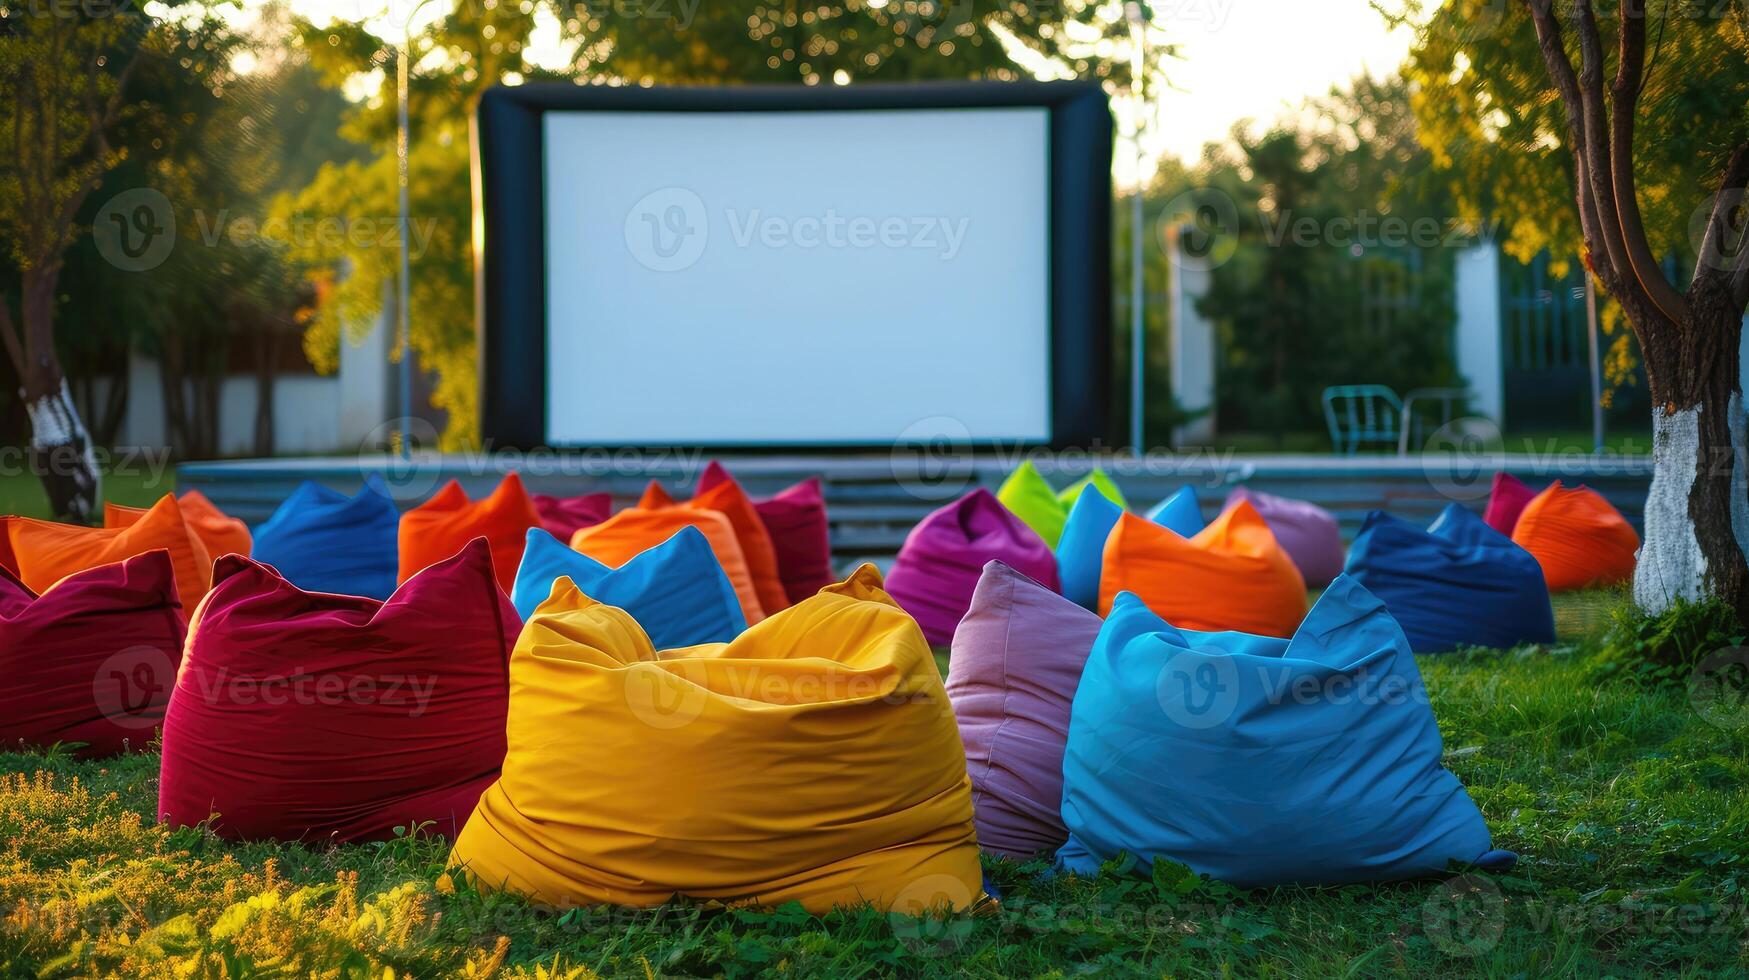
[475,83,1112,449]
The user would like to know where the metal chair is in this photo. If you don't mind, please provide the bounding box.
[1321,385,1403,455]
[1397,388,1474,455]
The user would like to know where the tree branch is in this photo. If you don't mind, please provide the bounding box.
[1571,0,1653,318]
[1522,0,1619,288]
[1609,0,1688,324]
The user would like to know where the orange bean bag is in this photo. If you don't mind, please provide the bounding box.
[1511,482,1639,591]
[398,473,541,591]
[635,468,789,615]
[106,490,252,560]
[1099,500,1307,637]
[639,481,675,508]
[570,508,765,624]
[0,495,213,610]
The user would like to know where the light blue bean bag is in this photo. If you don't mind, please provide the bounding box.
[1144,485,1205,538]
[1055,485,1124,610]
[511,526,747,646]
[250,476,400,600]
[1058,575,1512,887]
[1344,503,1556,654]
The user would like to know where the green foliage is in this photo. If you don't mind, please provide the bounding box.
[1189,74,1463,439]
[4,591,1749,975]
[1587,595,1746,689]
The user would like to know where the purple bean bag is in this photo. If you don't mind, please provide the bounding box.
[1483,471,1536,536]
[948,561,1101,861]
[885,489,1059,646]
[1223,487,1345,587]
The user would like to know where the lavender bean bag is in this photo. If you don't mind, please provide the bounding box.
[1224,487,1345,587]
[948,561,1101,860]
[886,489,1059,646]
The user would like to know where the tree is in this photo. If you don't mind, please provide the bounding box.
[0,6,150,521]
[1402,0,1749,617]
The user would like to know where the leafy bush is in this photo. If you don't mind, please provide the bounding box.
[1586,597,1745,690]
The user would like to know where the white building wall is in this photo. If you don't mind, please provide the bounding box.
[1454,243,1505,424]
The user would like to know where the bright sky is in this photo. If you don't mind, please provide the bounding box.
[256,0,1419,178]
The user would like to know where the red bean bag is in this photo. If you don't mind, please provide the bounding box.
[158,539,518,843]
[885,489,1059,646]
[0,551,186,756]
[531,492,611,541]
[106,490,252,560]
[700,466,834,606]
[1511,482,1639,591]
[1483,472,1537,536]
[0,495,212,611]
[398,473,540,590]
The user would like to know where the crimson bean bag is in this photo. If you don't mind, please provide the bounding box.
[948,561,1101,860]
[106,490,251,560]
[0,551,186,756]
[0,495,212,611]
[158,539,519,843]
[698,463,835,605]
[1223,487,1345,587]
[251,477,400,600]
[398,473,541,591]
[532,492,611,541]
[1511,482,1640,591]
[885,489,1059,646]
[1100,501,1308,637]
[1483,472,1537,535]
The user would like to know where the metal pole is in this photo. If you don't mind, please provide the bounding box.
[1585,273,1603,454]
[1127,2,1147,457]
[397,36,413,461]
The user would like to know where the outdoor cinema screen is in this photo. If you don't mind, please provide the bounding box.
[474,82,1111,449]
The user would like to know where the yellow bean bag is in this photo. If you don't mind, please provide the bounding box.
[448,565,982,914]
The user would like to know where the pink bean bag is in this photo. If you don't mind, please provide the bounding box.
[885,489,1058,646]
[948,561,1101,861]
[1223,487,1346,587]
[158,539,519,843]
[1483,472,1537,536]
[531,492,612,541]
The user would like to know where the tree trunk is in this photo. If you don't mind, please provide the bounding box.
[1633,302,1749,619]
[17,267,101,524]
[253,326,277,457]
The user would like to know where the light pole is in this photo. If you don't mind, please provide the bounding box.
[396,0,441,461]
[1126,1,1150,458]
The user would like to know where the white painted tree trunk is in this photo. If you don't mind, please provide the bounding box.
[24,378,102,522]
[1634,395,1749,612]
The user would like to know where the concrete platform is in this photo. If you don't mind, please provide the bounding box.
[179,451,1653,567]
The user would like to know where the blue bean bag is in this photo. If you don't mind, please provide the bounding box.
[1056,485,1124,610]
[1058,575,1511,888]
[250,477,400,600]
[510,526,747,646]
[1144,485,1205,537]
[1344,503,1556,653]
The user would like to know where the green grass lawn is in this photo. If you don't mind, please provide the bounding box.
[3,597,1745,976]
[0,467,175,519]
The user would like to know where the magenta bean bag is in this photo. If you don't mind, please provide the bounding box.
[1223,487,1345,587]
[1483,471,1536,536]
[531,492,612,541]
[947,561,1101,861]
[885,489,1059,646]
